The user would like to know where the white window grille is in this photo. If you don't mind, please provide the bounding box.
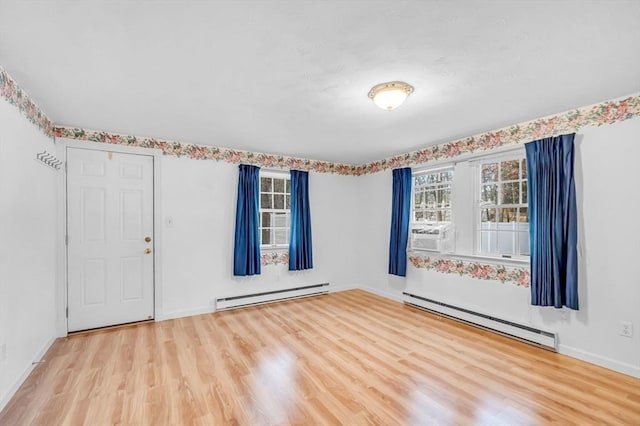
[259,175,290,248]
[412,168,453,223]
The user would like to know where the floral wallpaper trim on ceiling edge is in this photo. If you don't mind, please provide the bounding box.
[0,66,54,138]
[54,94,640,175]
[408,254,531,287]
[360,94,640,173]
[261,251,289,266]
[53,126,360,175]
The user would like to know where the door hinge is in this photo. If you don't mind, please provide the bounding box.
[66,307,68,318]
[65,235,68,245]
[64,161,68,173]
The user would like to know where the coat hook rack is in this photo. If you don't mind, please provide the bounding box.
[36,150,63,170]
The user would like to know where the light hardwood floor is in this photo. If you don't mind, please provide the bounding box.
[1,289,639,425]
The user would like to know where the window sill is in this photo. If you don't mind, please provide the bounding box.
[261,246,289,251]
[407,250,529,267]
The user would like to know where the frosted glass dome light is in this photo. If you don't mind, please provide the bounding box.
[368,81,414,111]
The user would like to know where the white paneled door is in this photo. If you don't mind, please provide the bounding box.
[67,148,154,332]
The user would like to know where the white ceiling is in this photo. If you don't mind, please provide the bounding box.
[1,1,639,164]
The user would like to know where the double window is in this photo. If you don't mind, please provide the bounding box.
[411,150,529,260]
[259,174,290,248]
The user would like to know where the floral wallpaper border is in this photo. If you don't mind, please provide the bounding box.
[53,126,360,175]
[261,251,289,266]
[408,254,530,287]
[360,94,640,173]
[53,94,640,175]
[0,66,54,137]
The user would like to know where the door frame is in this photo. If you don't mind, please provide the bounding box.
[60,139,164,334]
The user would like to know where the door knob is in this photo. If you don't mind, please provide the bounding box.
[145,236,152,242]
[145,248,152,254]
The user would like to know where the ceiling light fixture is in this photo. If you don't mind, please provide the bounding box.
[368,81,414,111]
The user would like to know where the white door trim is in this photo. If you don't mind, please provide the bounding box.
[59,139,164,334]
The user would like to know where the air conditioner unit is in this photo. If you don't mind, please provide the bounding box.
[409,222,454,253]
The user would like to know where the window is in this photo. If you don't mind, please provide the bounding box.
[412,169,453,223]
[408,149,529,261]
[477,157,529,257]
[259,175,290,247]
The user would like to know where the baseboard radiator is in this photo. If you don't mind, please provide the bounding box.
[216,283,329,311]
[403,292,557,351]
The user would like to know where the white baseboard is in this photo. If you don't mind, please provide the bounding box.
[329,284,359,294]
[156,305,216,322]
[216,284,329,310]
[559,344,640,378]
[330,284,404,303]
[161,284,341,320]
[0,336,57,413]
[357,286,404,303]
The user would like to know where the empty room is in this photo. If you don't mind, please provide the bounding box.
[1,0,639,424]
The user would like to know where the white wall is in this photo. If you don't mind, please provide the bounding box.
[359,117,640,377]
[0,100,60,409]
[355,170,405,300]
[158,156,364,319]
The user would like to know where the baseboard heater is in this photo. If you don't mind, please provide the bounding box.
[216,283,329,311]
[403,292,557,351]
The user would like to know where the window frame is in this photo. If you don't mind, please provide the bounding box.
[473,153,530,260]
[259,171,291,250]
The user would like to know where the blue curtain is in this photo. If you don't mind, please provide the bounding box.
[389,168,412,276]
[233,164,261,276]
[525,133,578,309]
[289,170,313,270]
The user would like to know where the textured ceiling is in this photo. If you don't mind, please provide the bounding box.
[1,0,639,164]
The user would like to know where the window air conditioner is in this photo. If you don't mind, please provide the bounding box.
[409,222,454,253]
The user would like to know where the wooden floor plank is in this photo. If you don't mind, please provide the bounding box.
[1,289,639,425]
